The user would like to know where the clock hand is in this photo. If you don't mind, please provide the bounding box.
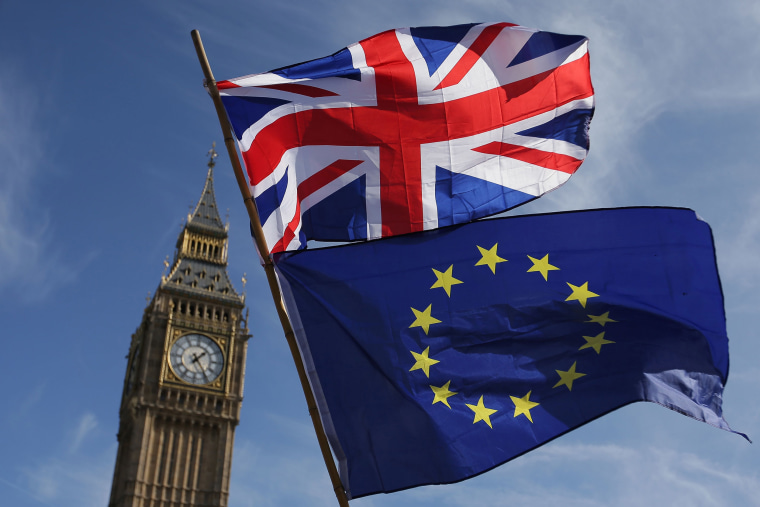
[190,352,206,373]
[191,352,211,382]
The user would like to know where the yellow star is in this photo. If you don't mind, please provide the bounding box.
[430,380,457,408]
[466,395,498,428]
[527,254,560,281]
[475,243,507,274]
[409,304,441,335]
[579,331,615,354]
[553,362,586,391]
[565,282,599,308]
[586,311,617,326]
[409,346,439,377]
[430,265,463,297]
[510,390,539,423]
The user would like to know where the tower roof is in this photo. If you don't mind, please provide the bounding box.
[163,259,242,304]
[159,145,243,307]
[187,165,226,235]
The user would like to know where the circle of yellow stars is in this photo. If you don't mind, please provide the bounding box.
[406,241,619,430]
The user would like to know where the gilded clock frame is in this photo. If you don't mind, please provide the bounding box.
[160,325,234,394]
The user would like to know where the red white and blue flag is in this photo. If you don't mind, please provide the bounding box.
[218,22,594,254]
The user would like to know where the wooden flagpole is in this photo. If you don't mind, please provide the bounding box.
[190,30,350,507]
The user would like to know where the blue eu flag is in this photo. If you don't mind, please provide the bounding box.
[273,207,744,499]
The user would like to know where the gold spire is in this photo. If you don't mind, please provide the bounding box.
[207,141,218,169]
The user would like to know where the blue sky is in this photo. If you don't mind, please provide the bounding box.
[1,1,758,505]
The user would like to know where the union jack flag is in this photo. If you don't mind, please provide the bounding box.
[218,22,594,254]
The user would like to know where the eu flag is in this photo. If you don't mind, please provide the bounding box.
[273,207,742,499]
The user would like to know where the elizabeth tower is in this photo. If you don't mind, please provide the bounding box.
[109,149,249,506]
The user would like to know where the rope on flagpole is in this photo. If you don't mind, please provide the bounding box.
[190,29,350,507]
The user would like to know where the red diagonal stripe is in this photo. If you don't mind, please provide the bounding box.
[433,23,514,90]
[271,159,365,253]
[217,80,240,90]
[271,197,302,254]
[260,83,339,98]
[297,159,364,201]
[243,53,592,186]
[473,142,583,174]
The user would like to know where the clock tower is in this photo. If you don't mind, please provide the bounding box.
[109,148,249,506]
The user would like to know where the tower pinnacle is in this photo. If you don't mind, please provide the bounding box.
[208,141,218,169]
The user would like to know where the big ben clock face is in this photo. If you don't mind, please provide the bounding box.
[169,333,224,385]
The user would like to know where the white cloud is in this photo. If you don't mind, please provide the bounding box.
[4,383,45,427]
[716,193,760,289]
[69,413,99,455]
[0,409,115,507]
[0,73,79,303]
[229,437,335,507]
[352,442,760,507]
[20,452,113,507]
[484,0,760,214]
[226,431,758,507]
